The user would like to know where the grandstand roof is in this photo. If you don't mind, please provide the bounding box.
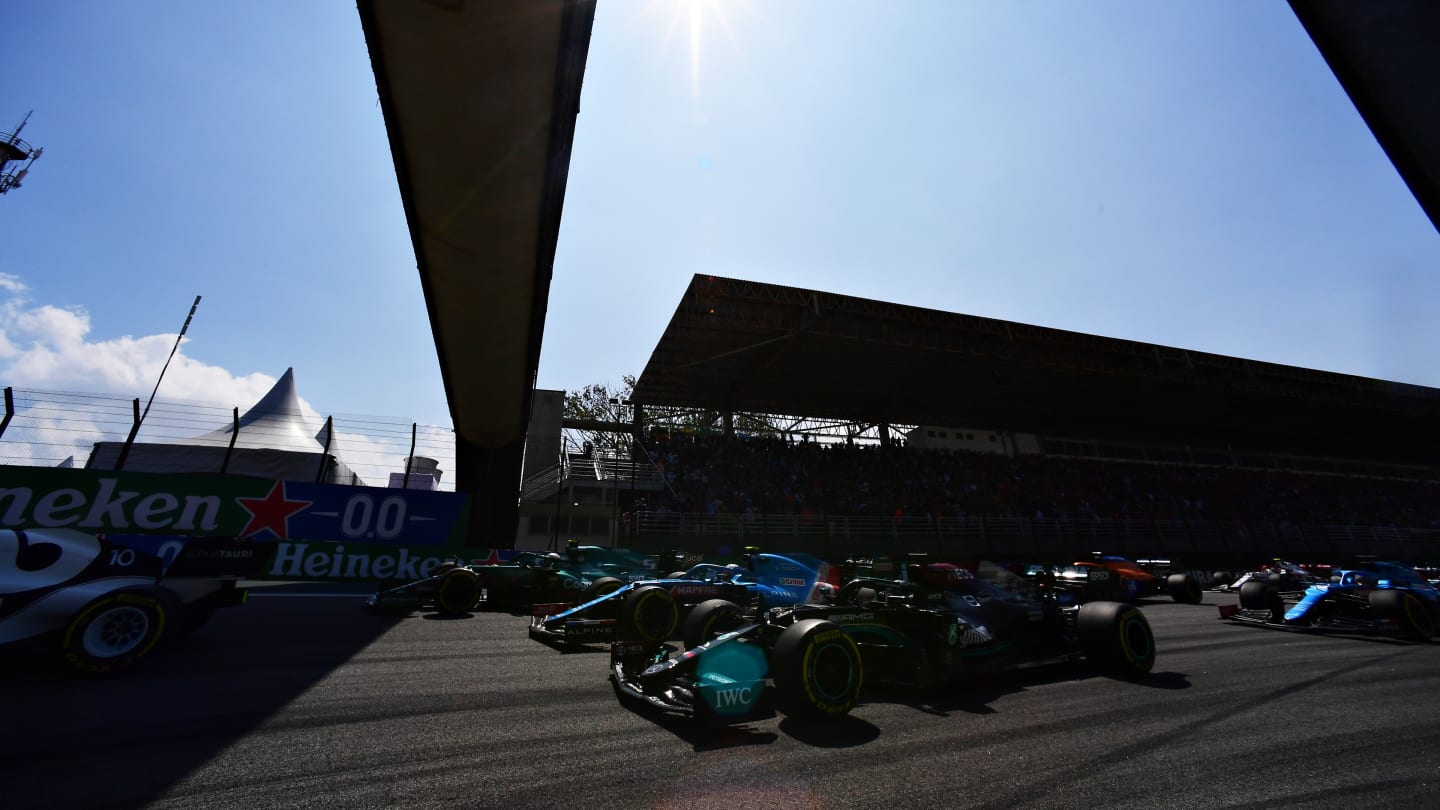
[632,275,1440,464]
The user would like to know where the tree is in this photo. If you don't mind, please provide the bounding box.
[562,376,636,456]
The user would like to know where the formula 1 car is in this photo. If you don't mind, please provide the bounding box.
[1039,555,1203,604]
[1,529,256,673]
[365,542,689,616]
[1212,560,1322,592]
[1219,560,1439,641]
[529,550,831,649]
[609,556,1155,724]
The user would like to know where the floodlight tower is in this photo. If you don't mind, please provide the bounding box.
[1,112,43,196]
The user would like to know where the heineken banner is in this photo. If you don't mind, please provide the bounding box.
[0,466,488,581]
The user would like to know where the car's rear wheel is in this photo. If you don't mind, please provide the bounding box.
[63,588,172,674]
[1166,573,1203,604]
[435,568,480,615]
[1370,589,1436,641]
[619,585,677,642]
[584,576,624,600]
[771,619,863,719]
[683,599,745,649]
[1077,601,1155,675]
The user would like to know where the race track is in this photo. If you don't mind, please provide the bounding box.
[5,591,1439,809]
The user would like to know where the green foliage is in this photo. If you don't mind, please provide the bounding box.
[562,376,636,454]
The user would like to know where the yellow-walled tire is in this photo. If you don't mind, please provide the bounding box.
[618,585,677,642]
[62,589,170,674]
[1078,601,1155,675]
[435,568,480,615]
[772,619,863,719]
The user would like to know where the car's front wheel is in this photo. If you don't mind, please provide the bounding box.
[771,619,863,719]
[683,599,745,649]
[619,585,678,642]
[434,568,480,615]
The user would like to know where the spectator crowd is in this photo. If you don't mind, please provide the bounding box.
[639,431,1440,530]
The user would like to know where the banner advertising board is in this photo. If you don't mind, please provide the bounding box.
[0,466,512,581]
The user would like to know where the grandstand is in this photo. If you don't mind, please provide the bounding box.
[518,275,1440,566]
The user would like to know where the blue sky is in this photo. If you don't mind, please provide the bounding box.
[4,1,1438,433]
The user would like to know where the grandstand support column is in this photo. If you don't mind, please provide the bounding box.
[880,421,891,448]
[454,435,524,549]
[723,410,733,438]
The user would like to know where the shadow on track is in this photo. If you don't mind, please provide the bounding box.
[1,594,404,809]
[869,663,1191,718]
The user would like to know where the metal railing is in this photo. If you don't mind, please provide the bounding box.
[629,511,1435,561]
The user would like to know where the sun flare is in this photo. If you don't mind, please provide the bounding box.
[654,0,751,105]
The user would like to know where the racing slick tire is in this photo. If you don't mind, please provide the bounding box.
[435,568,481,615]
[584,577,624,600]
[62,587,173,674]
[1369,589,1436,641]
[1166,573,1203,604]
[1077,601,1155,675]
[772,619,863,719]
[618,585,678,642]
[683,599,745,649]
[1238,581,1284,621]
[1212,571,1234,589]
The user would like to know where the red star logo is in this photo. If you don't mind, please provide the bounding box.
[236,482,311,539]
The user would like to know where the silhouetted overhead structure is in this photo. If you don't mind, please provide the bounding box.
[1,111,43,196]
[357,0,596,546]
[1290,0,1440,233]
[633,275,1440,466]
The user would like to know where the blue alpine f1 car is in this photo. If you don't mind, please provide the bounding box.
[1219,560,1438,641]
[528,550,832,648]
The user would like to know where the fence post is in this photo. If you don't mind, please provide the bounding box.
[403,423,417,489]
[316,415,335,483]
[220,407,239,474]
[0,387,13,441]
[113,399,142,471]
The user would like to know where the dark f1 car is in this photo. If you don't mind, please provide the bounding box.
[365,544,691,616]
[1213,560,1320,593]
[610,557,1155,724]
[1219,560,1438,641]
[1,529,255,673]
[529,550,831,649]
[1036,555,1203,604]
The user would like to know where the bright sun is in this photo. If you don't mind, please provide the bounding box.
[656,0,747,103]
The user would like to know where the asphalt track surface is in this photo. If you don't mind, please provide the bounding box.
[5,590,1439,810]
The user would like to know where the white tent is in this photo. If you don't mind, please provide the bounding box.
[85,369,367,485]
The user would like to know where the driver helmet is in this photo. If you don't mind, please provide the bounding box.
[812,582,837,603]
[546,552,563,562]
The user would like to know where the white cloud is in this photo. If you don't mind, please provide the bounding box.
[0,283,276,406]
[0,278,453,487]
[0,273,27,294]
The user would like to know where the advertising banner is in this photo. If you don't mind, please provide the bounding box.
[0,467,486,581]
